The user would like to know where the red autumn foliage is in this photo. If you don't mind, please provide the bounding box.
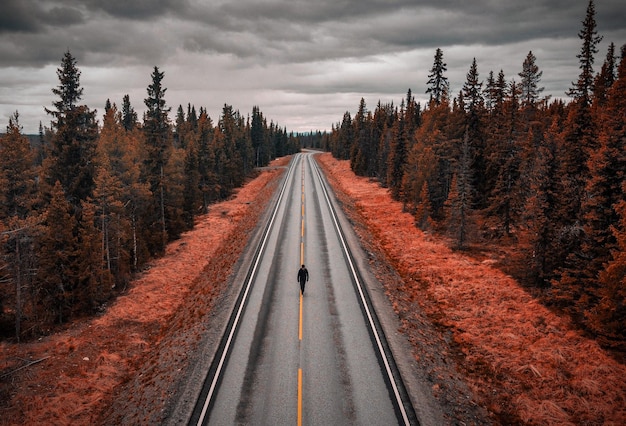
[0,158,287,425]
[317,152,626,425]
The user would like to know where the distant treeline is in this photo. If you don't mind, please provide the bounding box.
[324,2,625,348]
[0,51,301,340]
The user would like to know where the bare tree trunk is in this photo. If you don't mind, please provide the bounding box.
[132,210,138,270]
[160,164,167,250]
[15,237,21,343]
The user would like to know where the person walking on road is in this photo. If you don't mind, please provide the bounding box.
[297,264,309,295]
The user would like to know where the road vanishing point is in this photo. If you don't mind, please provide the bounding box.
[187,152,419,425]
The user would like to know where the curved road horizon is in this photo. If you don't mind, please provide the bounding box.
[188,152,418,425]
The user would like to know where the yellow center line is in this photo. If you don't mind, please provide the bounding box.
[297,160,305,426]
[299,293,303,341]
[297,368,303,426]
[298,161,305,426]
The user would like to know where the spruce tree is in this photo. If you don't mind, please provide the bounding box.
[76,200,113,312]
[426,48,449,106]
[37,181,78,324]
[182,135,200,228]
[387,114,407,201]
[521,121,560,287]
[445,131,474,249]
[593,42,617,109]
[0,112,36,220]
[350,98,372,176]
[0,112,37,341]
[554,1,604,312]
[121,94,138,131]
[43,50,98,206]
[462,58,487,208]
[584,44,626,337]
[218,104,246,194]
[142,66,172,254]
[567,0,603,106]
[196,110,217,213]
[518,51,544,107]
[487,80,522,237]
[97,102,149,273]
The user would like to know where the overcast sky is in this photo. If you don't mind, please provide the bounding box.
[1,0,625,134]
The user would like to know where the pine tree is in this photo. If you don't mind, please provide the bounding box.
[518,51,545,107]
[402,141,436,217]
[585,44,626,340]
[334,112,353,161]
[567,0,603,106]
[553,2,604,312]
[196,110,218,213]
[416,98,454,218]
[445,131,474,249]
[414,181,434,230]
[0,112,36,220]
[75,200,113,312]
[219,104,247,193]
[482,70,508,204]
[488,80,522,236]
[593,42,617,110]
[350,98,370,176]
[97,103,149,273]
[521,121,560,286]
[0,112,38,340]
[121,94,138,131]
[462,58,487,207]
[404,89,421,131]
[43,50,98,206]
[162,143,187,240]
[387,114,407,201]
[426,48,449,106]
[143,66,172,254]
[463,58,484,114]
[182,135,200,228]
[187,104,198,131]
[251,106,268,167]
[174,104,187,149]
[591,197,626,346]
[484,70,506,112]
[37,181,78,324]
[370,101,393,179]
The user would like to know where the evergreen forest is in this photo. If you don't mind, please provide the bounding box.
[0,54,300,340]
[324,2,625,349]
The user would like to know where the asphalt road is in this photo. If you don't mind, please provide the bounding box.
[191,153,412,425]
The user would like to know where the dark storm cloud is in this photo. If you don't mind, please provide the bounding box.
[0,0,85,34]
[173,0,623,64]
[0,1,41,33]
[0,0,624,133]
[79,0,189,20]
[1,0,623,67]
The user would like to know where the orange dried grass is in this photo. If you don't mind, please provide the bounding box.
[317,153,626,425]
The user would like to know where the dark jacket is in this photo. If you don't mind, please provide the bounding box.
[297,267,309,283]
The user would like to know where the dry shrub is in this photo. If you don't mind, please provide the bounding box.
[317,153,626,425]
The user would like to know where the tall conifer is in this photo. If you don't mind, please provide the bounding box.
[43,50,98,206]
[143,66,172,253]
